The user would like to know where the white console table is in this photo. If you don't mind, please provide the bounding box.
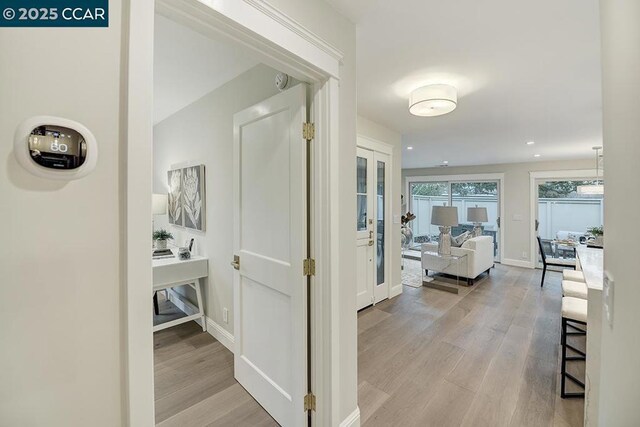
[152,251,208,332]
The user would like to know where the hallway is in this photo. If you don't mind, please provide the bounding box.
[358,262,584,426]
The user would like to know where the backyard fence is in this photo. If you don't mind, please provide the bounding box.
[409,194,604,246]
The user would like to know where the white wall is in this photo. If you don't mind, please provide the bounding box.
[357,116,403,297]
[402,159,593,265]
[0,3,124,426]
[598,0,640,424]
[153,63,280,335]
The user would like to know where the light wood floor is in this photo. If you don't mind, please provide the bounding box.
[358,261,585,427]
[154,262,584,426]
[153,297,278,426]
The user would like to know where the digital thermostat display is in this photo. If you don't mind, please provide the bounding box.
[28,125,87,169]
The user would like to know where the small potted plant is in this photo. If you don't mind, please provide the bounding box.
[153,229,174,250]
[587,226,604,247]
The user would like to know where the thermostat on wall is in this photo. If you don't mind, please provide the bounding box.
[14,116,98,180]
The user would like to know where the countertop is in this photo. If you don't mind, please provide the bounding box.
[576,245,604,291]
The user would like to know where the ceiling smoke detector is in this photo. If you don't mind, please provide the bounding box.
[275,72,290,91]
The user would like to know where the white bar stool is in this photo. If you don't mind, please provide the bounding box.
[563,270,585,283]
[562,280,588,299]
[561,296,587,398]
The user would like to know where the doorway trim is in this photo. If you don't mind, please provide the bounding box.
[529,169,597,268]
[125,1,344,426]
[357,135,396,302]
[405,173,506,263]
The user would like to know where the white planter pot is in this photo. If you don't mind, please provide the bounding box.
[156,239,167,250]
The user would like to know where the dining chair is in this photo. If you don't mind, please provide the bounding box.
[537,236,576,287]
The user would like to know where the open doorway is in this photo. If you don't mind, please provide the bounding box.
[533,178,603,268]
[126,2,346,425]
[151,12,311,426]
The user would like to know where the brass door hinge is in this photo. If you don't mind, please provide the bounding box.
[303,122,315,141]
[304,393,316,411]
[303,258,316,276]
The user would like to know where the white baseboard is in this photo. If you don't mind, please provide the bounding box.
[502,258,535,269]
[166,290,235,353]
[389,283,402,298]
[205,317,235,353]
[340,407,361,427]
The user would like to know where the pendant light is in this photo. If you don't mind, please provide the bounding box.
[577,146,604,195]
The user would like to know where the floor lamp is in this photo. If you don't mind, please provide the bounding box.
[431,206,459,256]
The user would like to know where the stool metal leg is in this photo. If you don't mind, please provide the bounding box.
[153,291,159,315]
[561,317,586,398]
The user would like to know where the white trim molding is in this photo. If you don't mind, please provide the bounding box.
[206,317,235,352]
[389,283,403,299]
[357,134,394,155]
[339,407,361,427]
[157,0,343,80]
[528,169,597,267]
[242,0,344,63]
[502,258,535,269]
[166,289,235,352]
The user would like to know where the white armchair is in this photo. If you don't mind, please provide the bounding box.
[421,236,495,285]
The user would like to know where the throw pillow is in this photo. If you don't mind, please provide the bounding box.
[451,231,472,247]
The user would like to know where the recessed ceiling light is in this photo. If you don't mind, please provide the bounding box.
[526,141,535,145]
[407,146,413,150]
[534,154,541,158]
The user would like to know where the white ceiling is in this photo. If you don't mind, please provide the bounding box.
[327,0,603,168]
[154,14,259,124]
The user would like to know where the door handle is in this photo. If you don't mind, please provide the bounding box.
[368,239,374,246]
[230,255,240,270]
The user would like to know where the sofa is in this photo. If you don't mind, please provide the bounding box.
[421,236,495,285]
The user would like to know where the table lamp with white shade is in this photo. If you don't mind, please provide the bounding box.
[152,193,168,232]
[431,205,459,255]
[467,205,488,237]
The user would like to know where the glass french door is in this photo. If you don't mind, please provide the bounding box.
[409,179,501,261]
[356,147,390,310]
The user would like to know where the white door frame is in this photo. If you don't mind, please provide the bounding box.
[357,135,394,303]
[125,1,344,426]
[405,173,505,263]
[529,169,597,268]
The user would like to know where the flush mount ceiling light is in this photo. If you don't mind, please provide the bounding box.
[409,84,457,117]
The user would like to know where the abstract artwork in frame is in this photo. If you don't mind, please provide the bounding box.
[167,168,182,226]
[182,165,206,231]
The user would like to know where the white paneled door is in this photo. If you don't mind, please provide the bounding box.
[233,84,307,427]
[356,147,390,311]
